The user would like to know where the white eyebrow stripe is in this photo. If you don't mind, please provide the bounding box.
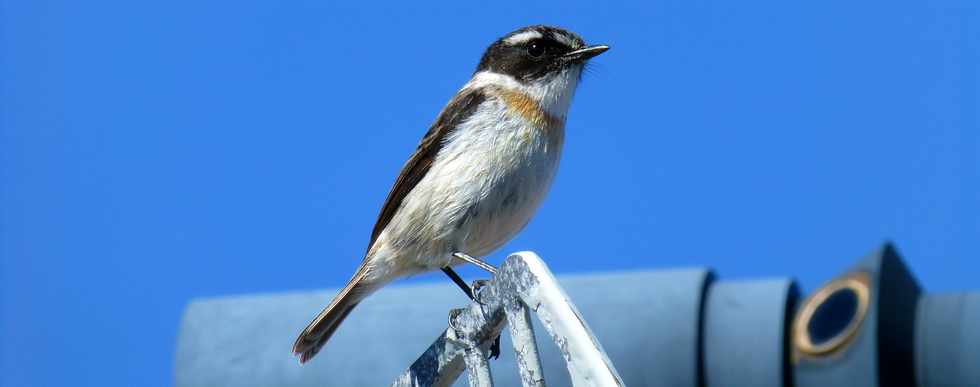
[504,30,543,45]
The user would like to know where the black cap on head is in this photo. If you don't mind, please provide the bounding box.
[475,25,608,82]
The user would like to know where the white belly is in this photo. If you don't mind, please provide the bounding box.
[372,98,565,275]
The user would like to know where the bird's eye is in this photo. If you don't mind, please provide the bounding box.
[527,42,545,58]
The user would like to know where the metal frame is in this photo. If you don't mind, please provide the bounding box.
[391,251,625,387]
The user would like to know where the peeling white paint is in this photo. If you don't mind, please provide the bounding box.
[391,252,625,387]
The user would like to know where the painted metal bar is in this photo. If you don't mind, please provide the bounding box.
[498,252,626,387]
[389,333,466,387]
[391,283,507,387]
[506,305,547,387]
[463,346,495,387]
[392,251,625,387]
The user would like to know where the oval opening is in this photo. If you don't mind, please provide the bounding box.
[792,272,870,357]
[807,287,859,346]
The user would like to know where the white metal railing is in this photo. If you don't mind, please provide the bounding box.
[391,252,625,387]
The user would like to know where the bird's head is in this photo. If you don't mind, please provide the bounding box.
[476,25,608,82]
[469,25,609,118]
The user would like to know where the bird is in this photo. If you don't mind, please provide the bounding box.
[292,25,609,364]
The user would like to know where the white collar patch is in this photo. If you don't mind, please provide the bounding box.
[465,69,580,119]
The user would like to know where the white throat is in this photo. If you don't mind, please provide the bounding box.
[465,67,582,119]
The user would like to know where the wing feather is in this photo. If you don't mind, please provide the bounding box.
[366,88,487,252]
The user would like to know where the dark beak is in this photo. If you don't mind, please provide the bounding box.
[563,44,610,62]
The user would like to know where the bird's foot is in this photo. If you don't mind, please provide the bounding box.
[470,279,500,359]
[471,279,492,305]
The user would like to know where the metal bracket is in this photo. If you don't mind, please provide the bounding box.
[391,251,625,387]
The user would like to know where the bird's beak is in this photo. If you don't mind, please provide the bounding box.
[563,44,610,62]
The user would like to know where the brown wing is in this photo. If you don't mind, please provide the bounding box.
[366,88,487,253]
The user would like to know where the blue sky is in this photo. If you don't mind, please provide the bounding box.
[2,1,977,386]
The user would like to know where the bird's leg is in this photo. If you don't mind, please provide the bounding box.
[440,252,496,300]
[441,267,475,300]
[452,252,498,274]
[446,252,500,360]
[441,267,501,358]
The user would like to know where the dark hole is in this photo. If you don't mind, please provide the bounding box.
[807,287,859,346]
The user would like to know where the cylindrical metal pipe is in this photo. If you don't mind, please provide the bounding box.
[173,245,980,387]
[916,292,980,387]
[702,279,799,387]
[174,269,717,387]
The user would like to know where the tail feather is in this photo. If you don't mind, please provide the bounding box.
[293,270,373,363]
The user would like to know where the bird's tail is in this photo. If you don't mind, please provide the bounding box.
[292,267,376,364]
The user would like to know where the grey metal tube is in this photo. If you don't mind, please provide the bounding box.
[916,292,980,387]
[174,245,980,387]
[175,269,715,387]
[702,279,799,387]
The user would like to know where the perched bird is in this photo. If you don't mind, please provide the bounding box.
[293,25,609,363]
